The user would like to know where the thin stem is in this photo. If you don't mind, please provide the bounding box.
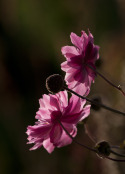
[105,156,125,162]
[58,121,97,153]
[110,150,125,157]
[64,86,125,117]
[111,145,125,152]
[59,121,125,162]
[86,64,125,96]
[110,145,120,149]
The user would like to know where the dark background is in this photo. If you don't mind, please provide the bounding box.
[0,0,125,173]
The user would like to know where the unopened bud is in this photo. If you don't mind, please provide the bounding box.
[95,141,111,158]
[46,74,64,94]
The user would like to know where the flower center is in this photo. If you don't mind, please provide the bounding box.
[51,111,62,124]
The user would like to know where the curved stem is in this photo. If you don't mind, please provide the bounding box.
[59,121,125,162]
[64,86,125,117]
[110,145,120,149]
[86,64,125,96]
[110,149,125,157]
[58,121,97,153]
[105,156,125,162]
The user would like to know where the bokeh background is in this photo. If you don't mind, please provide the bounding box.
[0,0,125,174]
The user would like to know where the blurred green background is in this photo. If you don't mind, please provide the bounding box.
[0,0,125,174]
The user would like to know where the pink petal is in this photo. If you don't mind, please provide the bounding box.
[29,140,43,150]
[67,55,82,68]
[62,123,74,132]
[56,91,68,109]
[73,68,85,82]
[69,94,86,113]
[62,112,83,124]
[84,41,94,61]
[26,124,52,151]
[92,45,100,60]
[50,124,62,144]
[86,63,96,84]
[70,32,83,50]
[61,61,70,72]
[62,96,88,124]
[49,94,60,110]
[66,74,90,96]
[42,94,53,110]
[61,61,79,73]
[72,82,90,96]
[56,130,72,147]
[61,46,79,59]
[67,68,90,96]
[81,31,88,50]
[43,138,55,153]
[65,70,77,83]
[39,98,45,108]
[27,124,51,139]
[62,92,86,116]
[43,94,60,111]
[88,30,94,43]
[68,66,88,88]
[88,72,95,85]
[36,109,51,120]
[68,79,79,89]
[56,125,77,147]
[79,105,91,121]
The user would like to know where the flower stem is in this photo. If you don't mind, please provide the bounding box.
[64,86,125,117]
[86,64,125,96]
[105,156,125,162]
[110,149,125,157]
[110,145,120,149]
[59,121,125,162]
[58,121,97,153]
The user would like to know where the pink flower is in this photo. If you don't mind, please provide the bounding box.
[26,91,90,153]
[61,30,99,96]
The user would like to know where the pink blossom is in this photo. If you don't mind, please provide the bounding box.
[26,91,90,153]
[61,30,99,96]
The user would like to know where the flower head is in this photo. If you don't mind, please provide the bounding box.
[26,91,90,153]
[61,30,99,96]
[46,74,64,94]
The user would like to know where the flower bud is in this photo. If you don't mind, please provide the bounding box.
[95,141,111,158]
[46,74,64,94]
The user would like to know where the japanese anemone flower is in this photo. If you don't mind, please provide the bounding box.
[26,91,90,153]
[61,30,99,96]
